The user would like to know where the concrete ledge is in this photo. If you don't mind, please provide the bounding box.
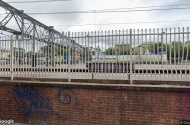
[0,77,190,86]
[0,79,190,92]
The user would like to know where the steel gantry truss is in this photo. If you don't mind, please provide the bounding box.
[0,0,84,68]
[0,0,64,67]
[0,0,61,38]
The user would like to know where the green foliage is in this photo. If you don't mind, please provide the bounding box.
[80,48,92,61]
[171,41,183,58]
[149,42,170,59]
[14,47,26,58]
[40,46,72,56]
[149,41,190,60]
[119,46,130,55]
[104,42,190,61]
[105,47,115,55]
[26,51,32,57]
[105,46,130,55]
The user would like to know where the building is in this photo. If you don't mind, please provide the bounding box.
[114,44,130,54]
[133,42,151,55]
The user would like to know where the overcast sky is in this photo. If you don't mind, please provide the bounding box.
[1,0,190,33]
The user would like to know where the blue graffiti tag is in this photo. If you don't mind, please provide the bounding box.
[13,84,78,120]
[58,88,79,105]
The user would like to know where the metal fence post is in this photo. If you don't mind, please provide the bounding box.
[68,31,71,82]
[161,28,164,67]
[130,29,133,84]
[10,35,14,80]
[32,22,36,68]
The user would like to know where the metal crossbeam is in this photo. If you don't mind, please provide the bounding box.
[0,0,85,68]
[0,0,61,37]
[0,25,21,35]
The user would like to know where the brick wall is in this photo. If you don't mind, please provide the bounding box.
[0,81,190,125]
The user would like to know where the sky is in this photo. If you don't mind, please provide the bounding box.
[1,0,190,34]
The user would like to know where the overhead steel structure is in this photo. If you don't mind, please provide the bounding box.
[0,0,84,68]
[0,0,61,38]
[0,0,64,67]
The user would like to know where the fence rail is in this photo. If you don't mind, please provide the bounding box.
[0,27,190,83]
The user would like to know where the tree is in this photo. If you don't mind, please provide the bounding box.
[80,48,92,62]
[184,46,190,60]
[114,44,130,55]
[170,42,182,62]
[40,45,72,57]
[105,47,115,55]
[40,45,83,64]
[149,41,190,62]
[149,42,170,59]
[26,51,33,57]
[13,47,26,59]
[119,46,130,55]
[35,52,43,57]
[105,46,130,55]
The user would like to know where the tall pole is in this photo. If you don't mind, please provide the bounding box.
[21,10,24,68]
[21,10,24,41]
[32,22,36,67]
[161,30,164,67]
[10,35,13,80]
[130,29,133,84]
[68,31,71,82]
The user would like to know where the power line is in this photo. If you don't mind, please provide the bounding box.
[6,0,71,4]
[54,20,190,27]
[4,2,190,15]
[89,4,190,11]
[27,6,190,15]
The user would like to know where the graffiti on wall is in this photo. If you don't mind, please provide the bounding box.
[13,83,79,120]
[58,87,79,105]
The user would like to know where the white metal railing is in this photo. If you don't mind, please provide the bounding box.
[0,27,190,83]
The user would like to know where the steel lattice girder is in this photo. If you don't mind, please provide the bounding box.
[0,0,61,37]
[0,0,83,61]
